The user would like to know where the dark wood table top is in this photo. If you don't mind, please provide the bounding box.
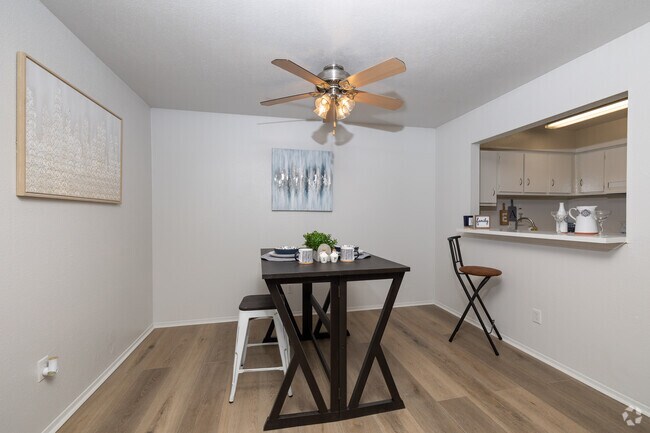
[260,248,410,280]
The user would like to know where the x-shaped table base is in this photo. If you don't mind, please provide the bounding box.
[263,273,406,430]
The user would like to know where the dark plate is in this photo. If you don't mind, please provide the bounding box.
[334,245,359,252]
[274,247,299,255]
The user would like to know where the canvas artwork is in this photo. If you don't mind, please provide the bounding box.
[16,52,122,203]
[272,148,333,211]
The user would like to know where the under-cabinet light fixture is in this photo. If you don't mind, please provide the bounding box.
[545,99,628,129]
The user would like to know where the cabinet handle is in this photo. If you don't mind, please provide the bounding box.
[526,178,530,186]
[551,179,555,187]
[580,178,583,187]
[492,189,495,196]
[519,178,523,186]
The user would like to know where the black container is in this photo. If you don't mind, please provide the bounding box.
[274,247,299,255]
[334,245,359,253]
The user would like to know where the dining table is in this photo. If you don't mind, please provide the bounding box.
[259,248,410,430]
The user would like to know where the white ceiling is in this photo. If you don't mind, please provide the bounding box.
[41,0,650,128]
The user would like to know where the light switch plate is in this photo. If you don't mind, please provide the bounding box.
[532,308,542,325]
[37,356,49,382]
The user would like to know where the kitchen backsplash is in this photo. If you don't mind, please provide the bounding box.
[480,195,626,234]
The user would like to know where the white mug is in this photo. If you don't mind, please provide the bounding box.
[330,251,339,263]
[295,248,313,264]
[340,245,358,263]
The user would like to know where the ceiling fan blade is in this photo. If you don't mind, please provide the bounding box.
[260,92,317,106]
[354,91,404,110]
[271,59,330,89]
[342,58,406,89]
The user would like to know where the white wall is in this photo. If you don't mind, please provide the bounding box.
[0,1,153,432]
[435,24,650,410]
[152,109,435,324]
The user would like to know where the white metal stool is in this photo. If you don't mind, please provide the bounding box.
[229,294,292,403]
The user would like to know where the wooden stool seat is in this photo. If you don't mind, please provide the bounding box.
[239,294,276,311]
[459,265,502,277]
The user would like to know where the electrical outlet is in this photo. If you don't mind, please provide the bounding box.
[37,356,49,382]
[532,308,542,325]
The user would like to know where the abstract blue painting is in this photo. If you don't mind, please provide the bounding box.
[272,148,333,211]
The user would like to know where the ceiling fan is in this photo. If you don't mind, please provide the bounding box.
[260,58,406,134]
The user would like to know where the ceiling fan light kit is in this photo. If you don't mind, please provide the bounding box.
[261,58,406,134]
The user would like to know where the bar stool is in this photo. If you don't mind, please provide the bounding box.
[229,294,292,403]
[447,236,503,356]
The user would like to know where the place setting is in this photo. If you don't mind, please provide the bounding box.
[261,230,370,263]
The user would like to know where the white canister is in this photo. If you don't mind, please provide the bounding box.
[330,251,339,263]
[319,251,329,263]
[340,245,358,263]
[295,248,313,264]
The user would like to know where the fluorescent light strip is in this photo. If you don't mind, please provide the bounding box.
[545,100,628,129]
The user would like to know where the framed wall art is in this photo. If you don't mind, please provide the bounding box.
[16,52,122,203]
[272,148,333,211]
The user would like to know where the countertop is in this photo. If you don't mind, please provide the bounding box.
[457,228,627,245]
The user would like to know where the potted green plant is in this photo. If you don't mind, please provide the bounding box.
[303,231,337,252]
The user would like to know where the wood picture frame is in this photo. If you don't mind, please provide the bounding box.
[16,52,123,203]
[474,215,491,229]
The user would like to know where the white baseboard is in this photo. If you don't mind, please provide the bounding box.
[153,299,436,328]
[41,324,154,433]
[433,301,649,415]
[154,315,239,328]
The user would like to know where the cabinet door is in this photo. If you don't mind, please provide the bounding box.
[523,153,549,193]
[497,152,524,194]
[576,150,605,194]
[480,151,498,205]
[548,153,573,194]
[605,146,626,193]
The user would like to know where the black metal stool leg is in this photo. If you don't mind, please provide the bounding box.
[449,273,487,342]
[473,288,502,341]
[449,296,474,342]
[466,276,500,355]
[450,275,500,356]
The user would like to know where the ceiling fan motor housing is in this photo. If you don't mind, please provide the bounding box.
[317,64,350,84]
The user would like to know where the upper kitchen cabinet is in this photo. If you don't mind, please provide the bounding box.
[480,151,498,205]
[605,145,627,193]
[497,151,524,194]
[478,95,627,206]
[523,152,549,193]
[548,153,573,194]
[575,149,605,194]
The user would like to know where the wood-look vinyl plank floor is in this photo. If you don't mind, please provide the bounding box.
[58,305,646,433]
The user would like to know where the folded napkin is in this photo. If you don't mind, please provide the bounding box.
[261,251,296,262]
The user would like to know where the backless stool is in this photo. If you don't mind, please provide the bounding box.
[229,294,292,402]
[447,236,503,356]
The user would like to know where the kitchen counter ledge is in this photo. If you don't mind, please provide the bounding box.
[458,228,627,249]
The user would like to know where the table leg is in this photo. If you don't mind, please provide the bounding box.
[302,283,313,340]
[263,284,303,343]
[314,291,351,339]
[348,273,405,410]
[329,279,347,411]
[265,281,328,430]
